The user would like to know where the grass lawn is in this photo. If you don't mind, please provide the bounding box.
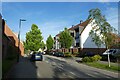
[84,61,120,72]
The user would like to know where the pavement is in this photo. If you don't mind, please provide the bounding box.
[4,55,119,79]
[5,56,38,79]
[98,61,118,66]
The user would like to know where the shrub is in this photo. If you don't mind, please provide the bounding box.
[82,57,92,62]
[73,52,79,57]
[92,55,102,61]
[64,52,72,57]
[82,55,102,62]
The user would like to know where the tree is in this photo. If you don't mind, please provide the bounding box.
[89,30,103,50]
[40,41,46,50]
[24,24,43,51]
[46,35,54,50]
[58,28,73,49]
[88,8,117,67]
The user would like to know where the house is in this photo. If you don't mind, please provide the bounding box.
[109,33,120,49]
[54,18,106,54]
[2,19,24,59]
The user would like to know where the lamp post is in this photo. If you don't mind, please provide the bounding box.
[17,19,26,62]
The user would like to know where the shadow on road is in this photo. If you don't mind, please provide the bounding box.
[46,56,118,80]
[3,55,39,79]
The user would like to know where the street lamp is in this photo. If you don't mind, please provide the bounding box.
[17,19,26,62]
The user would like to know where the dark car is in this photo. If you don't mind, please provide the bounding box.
[83,52,94,57]
[30,52,43,61]
[54,52,64,57]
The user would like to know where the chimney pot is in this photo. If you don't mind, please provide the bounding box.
[80,20,83,24]
[72,25,74,27]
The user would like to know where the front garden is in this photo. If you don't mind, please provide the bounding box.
[81,55,120,72]
[48,51,120,72]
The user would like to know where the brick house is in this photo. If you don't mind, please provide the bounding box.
[2,19,24,59]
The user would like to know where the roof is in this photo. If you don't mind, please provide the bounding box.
[55,18,92,37]
[56,33,60,37]
[68,18,92,31]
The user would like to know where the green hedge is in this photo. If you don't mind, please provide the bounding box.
[64,52,72,57]
[72,52,79,57]
[82,55,102,62]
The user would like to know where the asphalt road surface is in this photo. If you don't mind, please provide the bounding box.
[6,54,119,79]
[33,55,119,79]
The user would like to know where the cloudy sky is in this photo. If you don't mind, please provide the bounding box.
[2,2,118,42]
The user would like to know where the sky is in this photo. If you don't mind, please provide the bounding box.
[1,2,118,43]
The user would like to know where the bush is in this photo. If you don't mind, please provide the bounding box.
[72,52,79,57]
[64,52,72,57]
[92,55,102,61]
[82,55,102,62]
[82,57,92,62]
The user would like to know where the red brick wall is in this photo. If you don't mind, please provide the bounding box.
[72,48,78,53]
[4,23,24,56]
[2,35,9,59]
[55,47,106,55]
[79,48,106,55]
[20,42,24,56]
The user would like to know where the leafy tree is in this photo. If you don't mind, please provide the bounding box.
[89,30,103,49]
[40,41,46,50]
[24,24,43,51]
[46,35,54,50]
[59,28,73,49]
[88,8,117,67]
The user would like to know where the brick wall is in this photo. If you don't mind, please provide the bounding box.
[55,47,106,56]
[20,42,24,56]
[78,48,106,55]
[3,21,24,56]
[2,34,9,59]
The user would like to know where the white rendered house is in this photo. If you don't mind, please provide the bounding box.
[54,19,106,50]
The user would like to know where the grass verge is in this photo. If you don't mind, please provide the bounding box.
[83,61,120,72]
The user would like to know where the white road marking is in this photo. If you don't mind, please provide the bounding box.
[69,72,75,75]
[86,73,97,78]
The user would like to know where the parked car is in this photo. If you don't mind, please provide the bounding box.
[30,52,43,61]
[102,49,120,62]
[82,52,94,57]
[54,52,64,57]
[103,49,120,55]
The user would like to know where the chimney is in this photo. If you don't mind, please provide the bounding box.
[72,25,74,27]
[80,20,83,24]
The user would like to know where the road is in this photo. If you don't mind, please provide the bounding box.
[6,54,119,79]
[33,55,118,79]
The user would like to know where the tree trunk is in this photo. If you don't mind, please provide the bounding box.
[107,46,111,67]
[108,53,111,67]
[98,47,100,54]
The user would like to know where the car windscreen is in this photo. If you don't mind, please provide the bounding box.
[108,50,114,53]
[113,50,116,53]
